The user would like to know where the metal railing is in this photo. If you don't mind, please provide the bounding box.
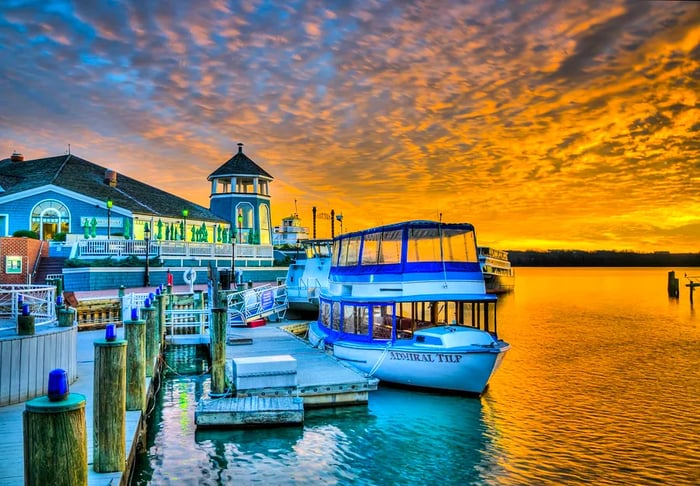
[227,283,288,326]
[0,285,57,332]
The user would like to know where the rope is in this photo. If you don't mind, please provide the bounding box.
[367,341,392,377]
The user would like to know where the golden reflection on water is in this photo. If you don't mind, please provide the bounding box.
[485,268,700,485]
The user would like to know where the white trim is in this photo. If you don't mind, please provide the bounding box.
[209,193,271,201]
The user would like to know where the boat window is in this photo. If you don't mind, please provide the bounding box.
[342,304,369,336]
[331,302,341,331]
[407,228,441,262]
[378,230,402,264]
[442,229,478,262]
[361,232,380,265]
[320,301,331,327]
[339,237,361,266]
[332,240,342,265]
[371,305,393,340]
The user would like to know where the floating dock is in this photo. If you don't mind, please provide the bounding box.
[194,322,378,428]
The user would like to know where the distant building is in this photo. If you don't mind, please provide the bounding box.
[273,213,310,246]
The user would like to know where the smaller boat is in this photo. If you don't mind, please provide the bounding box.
[309,220,510,395]
[479,247,515,294]
[284,239,333,313]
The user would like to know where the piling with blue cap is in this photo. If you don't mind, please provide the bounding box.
[93,328,127,472]
[23,370,87,485]
[125,312,146,412]
[18,302,35,335]
[141,298,159,377]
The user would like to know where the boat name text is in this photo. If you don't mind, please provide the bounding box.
[389,352,462,363]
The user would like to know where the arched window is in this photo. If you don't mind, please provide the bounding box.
[235,203,254,243]
[258,203,271,244]
[30,200,70,240]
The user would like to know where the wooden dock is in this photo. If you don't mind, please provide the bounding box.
[224,323,378,408]
[0,329,151,486]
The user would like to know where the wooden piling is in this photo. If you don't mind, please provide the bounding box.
[210,308,228,396]
[668,271,680,298]
[23,393,88,486]
[156,294,166,349]
[93,338,127,473]
[124,318,146,412]
[58,308,76,327]
[18,314,35,335]
[142,306,158,377]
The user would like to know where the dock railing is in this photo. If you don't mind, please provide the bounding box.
[0,284,57,332]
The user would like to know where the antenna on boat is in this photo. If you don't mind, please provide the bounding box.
[438,214,448,288]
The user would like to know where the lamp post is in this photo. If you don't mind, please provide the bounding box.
[182,208,189,241]
[231,227,236,289]
[144,223,151,287]
[237,210,243,244]
[336,213,344,235]
[106,199,112,240]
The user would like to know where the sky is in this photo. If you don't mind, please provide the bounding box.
[1,0,699,252]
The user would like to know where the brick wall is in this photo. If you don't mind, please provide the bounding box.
[0,237,46,284]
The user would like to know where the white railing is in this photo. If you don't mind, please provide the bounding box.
[227,283,288,326]
[0,285,57,332]
[287,277,323,303]
[165,308,210,336]
[74,239,273,261]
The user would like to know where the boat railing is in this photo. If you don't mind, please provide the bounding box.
[288,277,323,300]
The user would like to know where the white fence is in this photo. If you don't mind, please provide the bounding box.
[0,285,57,332]
[74,239,273,261]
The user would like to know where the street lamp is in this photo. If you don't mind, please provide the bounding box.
[336,213,344,235]
[231,227,236,289]
[106,199,112,240]
[237,210,243,244]
[144,223,151,286]
[182,208,189,241]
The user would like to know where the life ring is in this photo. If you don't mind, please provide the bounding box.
[183,268,196,285]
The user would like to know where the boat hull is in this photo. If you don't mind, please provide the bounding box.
[484,272,516,294]
[309,323,509,395]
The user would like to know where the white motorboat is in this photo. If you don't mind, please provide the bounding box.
[284,239,333,313]
[308,220,510,395]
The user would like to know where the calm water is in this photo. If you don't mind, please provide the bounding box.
[132,268,700,485]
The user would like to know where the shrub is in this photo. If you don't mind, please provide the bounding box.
[13,229,39,239]
[53,232,67,242]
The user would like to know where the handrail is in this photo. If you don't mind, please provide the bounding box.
[227,283,288,326]
[29,240,46,284]
[0,284,57,332]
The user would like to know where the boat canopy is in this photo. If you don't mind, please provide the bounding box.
[331,220,480,275]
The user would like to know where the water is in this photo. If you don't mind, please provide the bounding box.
[132,268,700,485]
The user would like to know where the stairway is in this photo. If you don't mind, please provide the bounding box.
[35,256,67,284]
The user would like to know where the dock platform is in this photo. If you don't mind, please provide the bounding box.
[224,323,378,408]
[195,396,304,427]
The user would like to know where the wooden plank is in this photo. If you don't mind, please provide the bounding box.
[0,340,9,404]
[25,337,37,401]
[195,396,303,427]
[34,334,45,396]
[9,339,21,404]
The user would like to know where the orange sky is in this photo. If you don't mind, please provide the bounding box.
[1,1,699,251]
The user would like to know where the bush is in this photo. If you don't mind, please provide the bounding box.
[53,232,67,242]
[13,229,39,239]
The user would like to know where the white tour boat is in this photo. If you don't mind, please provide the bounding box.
[284,239,333,313]
[308,220,510,395]
[478,246,516,294]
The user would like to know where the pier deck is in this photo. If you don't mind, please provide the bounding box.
[0,329,148,486]
[223,323,379,407]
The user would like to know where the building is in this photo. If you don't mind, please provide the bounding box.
[273,213,310,246]
[0,146,278,289]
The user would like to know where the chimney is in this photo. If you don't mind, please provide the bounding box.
[105,169,117,187]
[10,152,24,162]
[237,142,244,154]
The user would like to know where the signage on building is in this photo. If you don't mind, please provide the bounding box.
[80,217,123,228]
[5,256,22,274]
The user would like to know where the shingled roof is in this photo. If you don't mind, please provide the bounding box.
[0,154,226,223]
[208,143,273,180]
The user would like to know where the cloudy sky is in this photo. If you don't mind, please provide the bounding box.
[1,0,699,251]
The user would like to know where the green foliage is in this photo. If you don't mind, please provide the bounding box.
[64,255,164,268]
[52,232,67,242]
[12,229,39,239]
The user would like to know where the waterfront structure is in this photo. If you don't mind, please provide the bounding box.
[273,213,310,246]
[208,143,274,246]
[308,220,510,395]
[478,246,516,294]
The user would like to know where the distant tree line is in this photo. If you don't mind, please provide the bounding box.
[508,250,700,267]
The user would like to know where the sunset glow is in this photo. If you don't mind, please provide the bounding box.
[1,1,698,251]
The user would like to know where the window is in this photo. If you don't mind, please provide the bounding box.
[30,199,70,240]
[258,204,271,244]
